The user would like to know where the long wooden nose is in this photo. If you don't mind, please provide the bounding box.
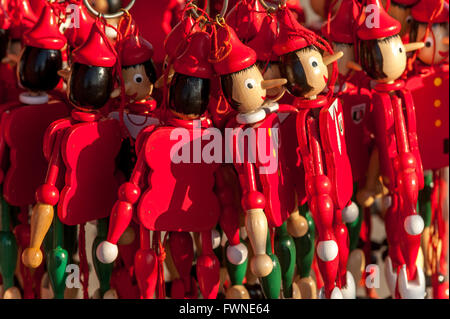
[261,78,287,90]
[404,42,425,52]
[323,51,344,66]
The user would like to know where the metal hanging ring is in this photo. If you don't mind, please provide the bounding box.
[216,0,229,20]
[83,0,136,19]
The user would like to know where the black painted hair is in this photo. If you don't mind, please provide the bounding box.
[391,0,412,9]
[358,35,401,80]
[69,62,115,110]
[122,59,157,84]
[107,0,122,13]
[220,64,256,110]
[279,45,317,97]
[169,72,210,116]
[18,46,62,92]
[410,20,449,46]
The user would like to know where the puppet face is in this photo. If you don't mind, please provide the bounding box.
[281,47,329,99]
[228,65,266,113]
[18,46,63,92]
[122,63,155,101]
[415,23,449,65]
[387,2,413,37]
[359,35,407,83]
[332,42,354,77]
[378,36,407,82]
[258,62,284,99]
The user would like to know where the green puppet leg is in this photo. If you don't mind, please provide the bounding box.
[275,222,296,298]
[225,239,250,299]
[294,204,317,298]
[260,230,282,299]
[0,194,18,297]
[92,218,114,298]
[46,211,68,299]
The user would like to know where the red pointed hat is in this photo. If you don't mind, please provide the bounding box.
[211,24,257,76]
[412,0,449,23]
[273,8,310,56]
[322,0,362,44]
[173,31,213,79]
[225,0,265,42]
[357,0,401,40]
[247,15,278,62]
[9,0,38,39]
[119,33,154,67]
[23,4,66,50]
[164,15,197,60]
[71,21,116,68]
[64,3,95,49]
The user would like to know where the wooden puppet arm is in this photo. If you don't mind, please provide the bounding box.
[356,147,387,208]
[22,131,65,269]
[235,162,273,278]
[96,148,147,265]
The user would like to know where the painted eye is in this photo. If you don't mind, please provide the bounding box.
[309,56,319,68]
[134,74,144,83]
[245,78,256,89]
[399,46,403,53]
[406,15,413,24]
[425,36,434,48]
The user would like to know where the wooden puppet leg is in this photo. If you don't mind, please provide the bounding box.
[196,230,220,299]
[0,194,20,299]
[46,212,68,300]
[168,231,196,299]
[260,229,282,299]
[274,222,296,298]
[293,204,317,299]
[134,226,158,299]
[92,218,115,298]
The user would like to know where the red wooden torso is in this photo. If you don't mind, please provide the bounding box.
[406,63,449,170]
[1,99,70,206]
[137,120,221,232]
[58,117,122,225]
[227,110,296,227]
[338,82,373,183]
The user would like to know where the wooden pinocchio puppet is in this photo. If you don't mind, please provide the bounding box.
[0,3,71,299]
[245,10,306,299]
[97,30,242,300]
[354,0,426,299]
[406,0,449,299]
[273,7,354,299]
[211,22,301,299]
[22,19,122,299]
[322,0,377,298]
[384,0,419,41]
